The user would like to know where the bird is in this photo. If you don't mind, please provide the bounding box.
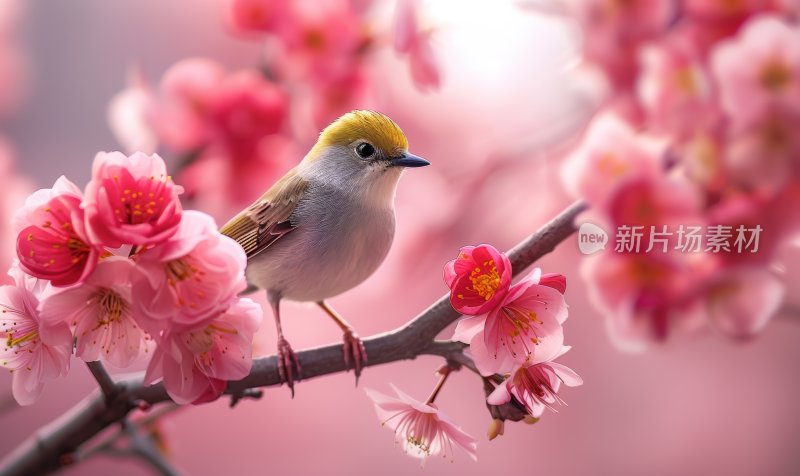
[220,110,429,395]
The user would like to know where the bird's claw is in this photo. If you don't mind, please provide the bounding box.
[277,337,301,397]
[342,328,367,385]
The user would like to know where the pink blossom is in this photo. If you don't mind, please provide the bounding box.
[83,151,183,248]
[684,0,776,21]
[107,67,158,154]
[452,268,568,375]
[0,269,72,405]
[705,266,783,339]
[276,0,366,81]
[637,35,717,138]
[582,251,711,351]
[39,258,149,368]
[487,345,582,418]
[724,106,800,195]
[132,211,247,329]
[444,244,512,316]
[305,68,370,132]
[365,385,477,462]
[207,69,288,160]
[178,135,298,222]
[560,113,665,208]
[0,143,32,285]
[15,176,102,287]
[569,0,676,88]
[225,0,290,36]
[394,0,441,91]
[144,298,262,404]
[711,15,800,127]
[155,58,226,152]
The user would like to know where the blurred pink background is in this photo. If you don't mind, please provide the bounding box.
[1,0,799,474]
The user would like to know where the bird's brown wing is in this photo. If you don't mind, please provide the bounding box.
[219,168,308,260]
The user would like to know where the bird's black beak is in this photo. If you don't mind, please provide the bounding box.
[390,152,430,168]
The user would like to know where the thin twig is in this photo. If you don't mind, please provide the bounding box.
[0,201,585,476]
[85,361,118,401]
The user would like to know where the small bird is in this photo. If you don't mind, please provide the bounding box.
[220,110,429,394]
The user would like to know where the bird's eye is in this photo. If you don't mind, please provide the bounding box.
[356,142,376,159]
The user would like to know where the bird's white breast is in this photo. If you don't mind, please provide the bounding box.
[245,179,397,302]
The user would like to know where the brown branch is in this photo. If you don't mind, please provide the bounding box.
[0,200,585,476]
[86,361,119,402]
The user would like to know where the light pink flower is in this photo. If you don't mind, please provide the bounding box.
[0,143,32,285]
[83,151,183,248]
[394,0,441,91]
[724,106,800,195]
[365,385,477,462]
[711,15,800,127]
[154,58,226,152]
[0,270,72,405]
[39,258,149,368]
[453,268,568,375]
[569,0,675,88]
[705,266,783,339]
[560,113,665,207]
[276,0,365,81]
[637,35,717,138]
[107,67,158,154]
[487,345,582,418]
[144,298,262,404]
[444,244,512,316]
[15,176,102,287]
[132,211,247,329]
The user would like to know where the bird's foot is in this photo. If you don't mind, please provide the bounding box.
[277,337,301,397]
[342,327,367,385]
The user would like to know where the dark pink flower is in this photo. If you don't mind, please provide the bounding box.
[39,258,150,368]
[487,345,582,418]
[0,268,72,405]
[144,298,262,404]
[365,385,477,462]
[225,0,290,36]
[132,211,247,329]
[83,151,183,248]
[15,176,101,286]
[444,244,512,316]
[453,268,568,375]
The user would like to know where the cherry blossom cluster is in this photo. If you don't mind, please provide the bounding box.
[110,0,440,220]
[366,244,581,462]
[0,151,261,405]
[558,1,800,351]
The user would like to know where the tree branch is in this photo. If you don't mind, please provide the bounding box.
[86,361,119,402]
[0,200,585,476]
